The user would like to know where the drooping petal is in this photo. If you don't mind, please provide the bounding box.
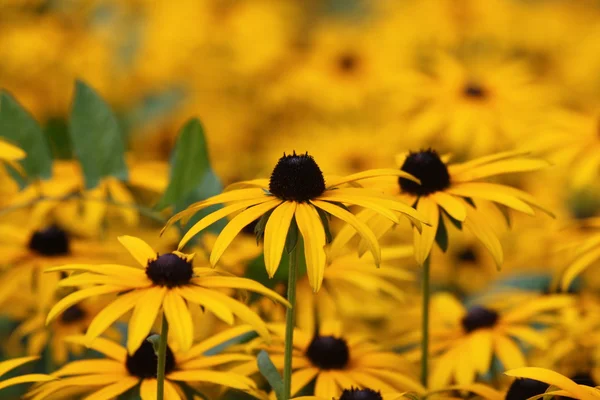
[210,200,282,266]
[54,359,125,377]
[163,291,194,352]
[0,356,39,378]
[139,379,158,400]
[177,325,255,364]
[463,208,503,268]
[447,184,534,215]
[451,158,549,182]
[175,286,235,325]
[295,203,327,292]
[314,372,338,399]
[0,374,55,392]
[117,236,157,267]
[326,169,420,188]
[412,197,439,266]
[290,368,320,397]
[317,192,400,223]
[561,246,600,292]
[432,192,467,221]
[64,336,127,362]
[264,201,297,277]
[167,370,256,390]
[82,376,139,400]
[504,368,596,400]
[46,264,148,280]
[127,287,167,354]
[494,336,525,370]
[178,197,274,250]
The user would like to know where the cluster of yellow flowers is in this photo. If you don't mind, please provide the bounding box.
[1,1,600,400]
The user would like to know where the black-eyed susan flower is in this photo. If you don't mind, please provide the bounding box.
[27,329,260,400]
[334,149,551,266]
[505,368,600,399]
[403,293,573,388]
[165,151,425,292]
[0,356,54,393]
[236,321,424,398]
[0,224,121,311]
[45,235,289,353]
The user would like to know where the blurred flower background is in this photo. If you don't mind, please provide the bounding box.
[2,0,600,399]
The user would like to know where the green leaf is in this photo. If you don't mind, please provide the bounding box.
[69,80,128,189]
[0,91,53,183]
[156,118,222,213]
[434,212,448,252]
[257,350,284,400]
[285,217,299,254]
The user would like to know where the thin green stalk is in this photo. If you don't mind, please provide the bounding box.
[282,248,298,400]
[421,256,431,387]
[157,314,169,400]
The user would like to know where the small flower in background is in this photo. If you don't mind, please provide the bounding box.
[166,151,425,292]
[45,235,289,353]
[27,329,262,400]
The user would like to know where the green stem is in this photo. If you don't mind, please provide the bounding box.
[282,248,298,400]
[157,314,169,400]
[421,256,431,387]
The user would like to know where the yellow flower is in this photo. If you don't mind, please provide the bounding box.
[238,321,424,398]
[166,152,425,292]
[404,293,573,389]
[0,224,121,312]
[505,368,600,400]
[28,330,261,399]
[334,149,551,266]
[45,235,290,353]
[0,356,54,393]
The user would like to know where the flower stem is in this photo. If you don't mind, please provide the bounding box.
[157,314,169,400]
[420,255,431,387]
[282,248,298,400]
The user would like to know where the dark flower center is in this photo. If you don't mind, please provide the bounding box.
[505,378,549,400]
[305,335,350,370]
[463,82,487,99]
[399,149,450,196]
[340,387,382,400]
[28,225,70,257]
[269,152,326,202]
[59,305,87,324]
[456,247,477,263]
[125,337,176,379]
[146,253,193,287]
[461,306,499,333]
[337,53,359,74]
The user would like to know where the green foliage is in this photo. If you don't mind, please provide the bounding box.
[157,117,224,235]
[0,91,53,184]
[257,350,283,400]
[69,80,128,189]
[284,217,299,254]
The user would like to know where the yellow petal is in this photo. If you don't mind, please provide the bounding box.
[106,179,139,226]
[64,336,127,362]
[447,184,534,215]
[317,192,400,223]
[210,199,281,266]
[46,264,148,280]
[290,368,320,397]
[312,200,381,267]
[0,139,26,160]
[175,286,235,326]
[0,356,39,378]
[0,374,55,392]
[196,276,290,307]
[505,368,597,400]
[561,246,600,292]
[463,209,503,268]
[494,336,524,370]
[127,287,166,354]
[54,359,125,377]
[178,325,255,363]
[163,291,194,352]
[140,379,158,400]
[167,370,256,390]
[326,169,420,188]
[294,203,327,292]
[264,201,297,277]
[178,197,274,250]
[82,376,139,400]
[314,372,337,399]
[433,192,467,221]
[412,197,439,265]
[117,236,157,267]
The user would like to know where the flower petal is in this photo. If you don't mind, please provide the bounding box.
[295,203,327,292]
[195,276,290,307]
[127,287,167,354]
[505,368,597,400]
[163,291,194,352]
[82,376,139,400]
[46,285,123,324]
[264,201,297,277]
[175,286,235,326]
[433,192,467,221]
[117,236,157,267]
[412,197,439,265]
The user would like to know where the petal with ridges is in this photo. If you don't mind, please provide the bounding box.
[163,291,194,352]
[264,201,297,277]
[295,203,327,292]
